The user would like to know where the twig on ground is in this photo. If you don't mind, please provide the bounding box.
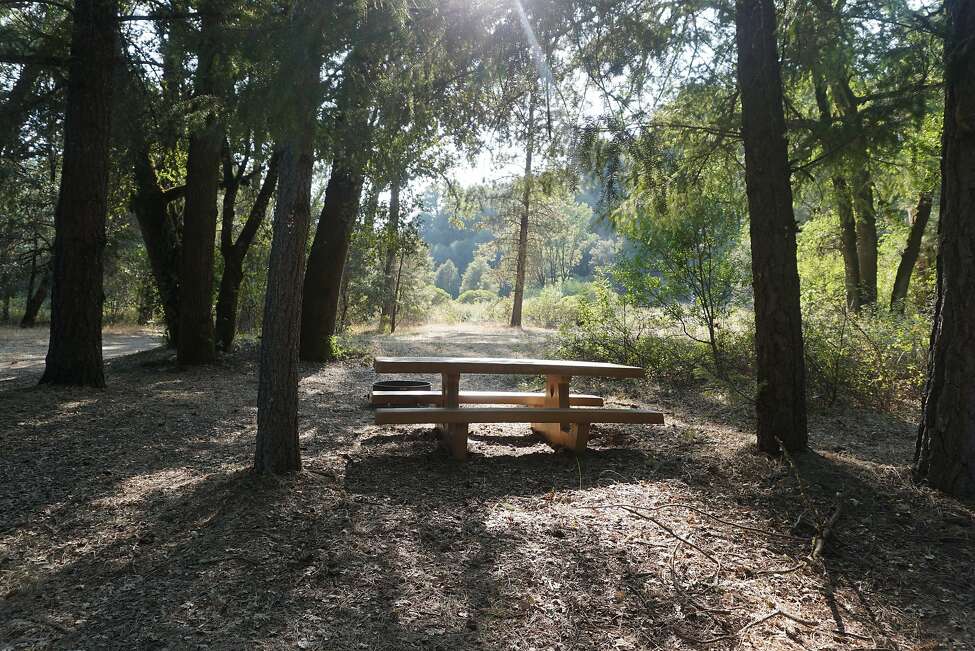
[614,505,720,565]
[583,502,800,541]
[753,560,806,576]
[811,502,843,560]
[696,607,820,644]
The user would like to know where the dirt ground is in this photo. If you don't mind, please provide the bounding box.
[0,325,164,382]
[0,324,972,650]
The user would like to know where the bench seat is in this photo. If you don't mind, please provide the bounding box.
[374,406,664,459]
[370,390,604,407]
[375,406,664,425]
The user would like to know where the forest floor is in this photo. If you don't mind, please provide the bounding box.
[0,323,972,650]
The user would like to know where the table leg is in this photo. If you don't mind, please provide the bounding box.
[440,371,468,460]
[532,374,589,453]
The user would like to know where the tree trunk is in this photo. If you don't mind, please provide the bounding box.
[812,69,861,311]
[254,2,322,475]
[828,73,879,306]
[379,180,400,332]
[850,165,879,305]
[177,3,225,364]
[299,166,364,361]
[39,0,117,387]
[735,0,808,454]
[391,252,405,333]
[130,148,182,344]
[20,270,49,328]
[23,238,38,313]
[215,151,280,351]
[890,191,933,312]
[137,271,156,325]
[510,90,535,328]
[833,176,862,311]
[299,45,374,362]
[913,0,975,499]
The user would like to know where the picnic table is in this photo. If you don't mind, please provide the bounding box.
[372,356,664,460]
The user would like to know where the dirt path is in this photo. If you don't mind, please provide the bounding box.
[0,326,164,382]
[0,324,971,649]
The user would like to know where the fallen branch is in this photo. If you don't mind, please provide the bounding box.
[811,503,843,560]
[616,505,720,565]
[696,607,819,644]
[585,502,801,541]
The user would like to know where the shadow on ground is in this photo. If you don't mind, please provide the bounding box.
[0,325,972,649]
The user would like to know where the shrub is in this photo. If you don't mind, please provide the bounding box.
[802,302,929,413]
[522,285,582,329]
[556,280,716,385]
[457,289,497,304]
[429,287,453,306]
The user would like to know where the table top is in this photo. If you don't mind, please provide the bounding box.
[373,356,645,379]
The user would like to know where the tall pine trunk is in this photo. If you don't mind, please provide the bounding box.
[299,166,363,360]
[913,0,975,499]
[20,270,49,328]
[379,180,400,332]
[735,0,808,454]
[119,58,182,344]
[812,70,861,311]
[130,148,182,344]
[299,45,373,362]
[254,2,322,475]
[178,3,224,364]
[890,191,933,312]
[850,165,879,305]
[833,176,862,311]
[828,73,879,306]
[39,0,117,387]
[215,150,279,351]
[510,90,535,328]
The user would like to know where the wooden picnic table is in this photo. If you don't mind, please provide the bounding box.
[373,356,660,459]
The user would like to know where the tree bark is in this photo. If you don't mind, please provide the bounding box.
[827,176,861,311]
[828,73,879,306]
[735,0,808,454]
[177,2,225,364]
[299,45,374,362]
[299,165,364,361]
[137,271,156,325]
[215,149,280,351]
[379,180,400,332]
[117,55,182,344]
[510,89,535,328]
[20,269,50,328]
[913,0,975,499]
[39,0,117,387]
[391,251,405,333]
[890,191,933,312]
[130,148,182,344]
[850,164,879,305]
[812,69,861,311]
[254,1,323,475]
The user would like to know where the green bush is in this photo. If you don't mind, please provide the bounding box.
[522,286,582,329]
[456,289,497,304]
[429,287,453,306]
[802,302,928,413]
[556,280,716,385]
[487,296,513,322]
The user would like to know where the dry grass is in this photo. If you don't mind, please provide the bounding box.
[0,324,972,649]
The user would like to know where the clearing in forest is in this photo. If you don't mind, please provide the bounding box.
[0,324,972,649]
